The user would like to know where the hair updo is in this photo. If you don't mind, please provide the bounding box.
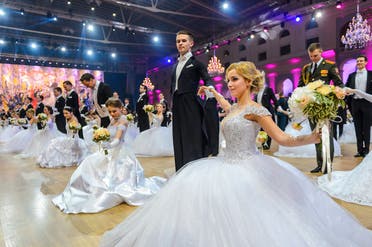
[225,61,264,93]
[105,97,123,108]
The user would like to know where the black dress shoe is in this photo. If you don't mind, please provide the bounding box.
[310,166,322,173]
[354,153,364,157]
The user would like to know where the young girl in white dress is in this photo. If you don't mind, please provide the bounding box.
[132,103,173,156]
[19,106,62,159]
[318,88,372,206]
[52,98,165,214]
[0,109,37,153]
[101,61,372,247]
[38,106,88,168]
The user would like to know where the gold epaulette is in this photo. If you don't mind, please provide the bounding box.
[325,60,335,64]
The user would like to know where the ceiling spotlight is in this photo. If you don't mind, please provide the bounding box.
[315,11,322,18]
[263,27,268,32]
[91,7,95,11]
[60,46,67,52]
[336,0,342,9]
[112,13,116,17]
[30,42,37,49]
[112,25,116,32]
[295,15,301,22]
[87,24,94,31]
[53,16,58,21]
[153,35,159,42]
[222,2,229,10]
[250,33,255,39]
[111,52,116,58]
[67,1,71,5]
[82,20,86,26]
[0,9,6,16]
[87,49,93,56]
[0,39,5,45]
[20,8,25,15]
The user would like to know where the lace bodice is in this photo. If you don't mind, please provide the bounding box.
[220,104,271,161]
[151,114,163,128]
[108,115,127,143]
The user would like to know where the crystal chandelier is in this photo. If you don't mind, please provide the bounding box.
[207,51,225,76]
[341,0,371,49]
[142,77,155,91]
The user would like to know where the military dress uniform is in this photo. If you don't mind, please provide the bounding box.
[298,59,344,173]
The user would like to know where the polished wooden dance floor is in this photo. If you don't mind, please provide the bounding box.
[0,143,371,246]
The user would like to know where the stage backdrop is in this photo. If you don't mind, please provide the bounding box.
[0,63,103,107]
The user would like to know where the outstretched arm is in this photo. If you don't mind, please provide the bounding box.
[198,86,231,112]
[246,113,320,147]
[346,88,372,103]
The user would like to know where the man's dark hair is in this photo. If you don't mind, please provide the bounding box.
[63,80,73,86]
[357,54,368,62]
[54,87,62,93]
[307,43,322,52]
[80,73,95,82]
[176,30,194,41]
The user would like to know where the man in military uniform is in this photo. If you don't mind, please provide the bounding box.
[298,43,344,174]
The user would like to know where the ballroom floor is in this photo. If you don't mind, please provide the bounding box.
[0,143,371,247]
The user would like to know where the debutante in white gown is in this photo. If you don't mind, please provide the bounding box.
[52,116,165,214]
[0,120,22,143]
[132,114,173,157]
[18,119,62,158]
[38,123,88,168]
[101,105,372,247]
[318,89,372,206]
[274,119,342,158]
[0,122,37,153]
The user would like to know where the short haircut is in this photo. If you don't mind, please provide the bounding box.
[176,30,194,41]
[63,80,73,86]
[54,87,62,93]
[307,43,322,52]
[357,54,368,62]
[80,73,95,82]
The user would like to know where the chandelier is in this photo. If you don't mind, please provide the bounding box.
[142,77,155,91]
[207,51,225,76]
[341,0,371,49]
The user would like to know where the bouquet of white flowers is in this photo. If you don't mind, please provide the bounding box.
[93,127,111,155]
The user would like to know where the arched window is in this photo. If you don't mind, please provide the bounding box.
[342,59,356,83]
[282,78,293,97]
[279,29,290,38]
[238,44,246,51]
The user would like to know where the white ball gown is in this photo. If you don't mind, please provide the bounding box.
[132,114,173,157]
[101,105,372,247]
[52,116,165,214]
[0,120,22,143]
[338,122,357,143]
[18,119,62,158]
[0,121,37,153]
[38,123,88,168]
[274,119,342,158]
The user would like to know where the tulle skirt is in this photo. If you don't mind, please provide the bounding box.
[318,152,372,206]
[0,125,22,143]
[274,120,342,158]
[101,154,372,247]
[338,122,357,144]
[52,144,165,213]
[132,127,173,157]
[0,127,37,153]
[38,135,88,168]
[18,127,62,158]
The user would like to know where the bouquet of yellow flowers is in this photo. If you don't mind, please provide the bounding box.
[288,80,346,124]
[289,80,346,178]
[92,127,111,155]
[126,113,134,122]
[37,113,48,122]
[68,122,81,134]
[143,104,154,113]
[92,127,110,143]
[256,131,268,146]
[17,118,28,125]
